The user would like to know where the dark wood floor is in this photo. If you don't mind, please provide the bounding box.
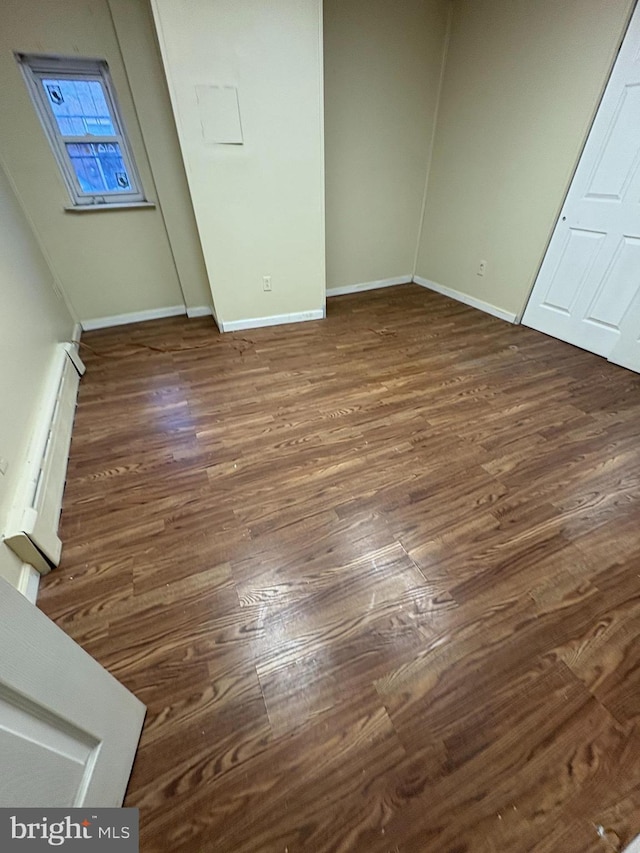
[38,285,640,852]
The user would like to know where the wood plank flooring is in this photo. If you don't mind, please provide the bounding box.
[38,285,640,852]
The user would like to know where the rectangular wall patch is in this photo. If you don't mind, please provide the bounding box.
[195,85,243,144]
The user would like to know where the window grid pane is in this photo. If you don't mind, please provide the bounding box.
[42,78,116,137]
[65,142,131,194]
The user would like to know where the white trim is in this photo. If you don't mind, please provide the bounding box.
[326,276,412,298]
[413,276,517,324]
[186,305,213,319]
[623,835,640,853]
[219,309,325,333]
[64,202,156,213]
[17,563,40,604]
[81,304,186,331]
[71,322,82,343]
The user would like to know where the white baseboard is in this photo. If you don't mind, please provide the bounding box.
[186,305,214,319]
[72,322,82,343]
[81,304,186,331]
[17,563,40,604]
[219,309,325,333]
[326,275,412,298]
[413,276,517,324]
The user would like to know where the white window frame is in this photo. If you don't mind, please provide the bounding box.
[17,54,146,207]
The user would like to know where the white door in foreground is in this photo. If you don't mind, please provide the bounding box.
[0,577,145,807]
[523,4,640,372]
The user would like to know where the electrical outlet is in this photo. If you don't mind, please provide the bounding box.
[477,260,487,277]
[263,275,272,292]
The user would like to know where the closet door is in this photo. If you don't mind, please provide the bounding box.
[523,4,640,373]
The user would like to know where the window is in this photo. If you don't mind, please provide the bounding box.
[17,54,145,208]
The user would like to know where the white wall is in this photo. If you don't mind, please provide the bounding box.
[0,0,199,324]
[415,0,634,318]
[324,0,450,291]
[150,0,326,326]
[0,161,74,589]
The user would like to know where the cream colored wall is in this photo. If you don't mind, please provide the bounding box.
[0,0,190,323]
[0,161,74,588]
[107,0,213,315]
[150,0,326,325]
[324,0,450,290]
[415,0,635,319]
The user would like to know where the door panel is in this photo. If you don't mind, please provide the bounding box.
[0,576,145,807]
[586,236,640,328]
[585,84,640,200]
[610,286,640,371]
[542,228,605,315]
[0,687,97,807]
[523,5,640,371]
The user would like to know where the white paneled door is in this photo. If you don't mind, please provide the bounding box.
[523,4,640,373]
[0,577,145,807]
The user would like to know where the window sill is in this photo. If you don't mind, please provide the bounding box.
[64,201,156,213]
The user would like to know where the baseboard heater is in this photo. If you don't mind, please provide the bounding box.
[4,344,84,575]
